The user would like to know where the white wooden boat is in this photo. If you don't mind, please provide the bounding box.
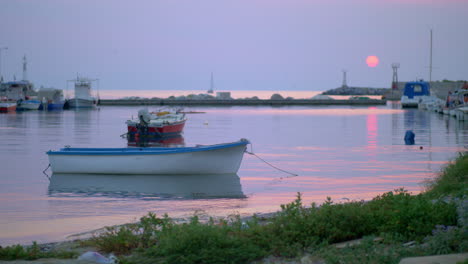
[47,139,249,175]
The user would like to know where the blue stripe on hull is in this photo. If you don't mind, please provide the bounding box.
[47,139,250,156]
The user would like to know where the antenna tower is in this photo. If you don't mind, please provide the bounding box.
[208,72,214,94]
[391,63,400,90]
[342,70,348,88]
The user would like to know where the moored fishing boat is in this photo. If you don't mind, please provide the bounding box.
[450,87,468,120]
[37,87,65,110]
[46,139,249,175]
[126,108,187,138]
[17,98,41,110]
[2,79,37,111]
[400,81,434,108]
[66,76,98,109]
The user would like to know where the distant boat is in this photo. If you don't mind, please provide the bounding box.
[46,139,249,175]
[454,89,468,120]
[38,87,65,110]
[3,80,39,110]
[0,97,17,113]
[17,98,41,110]
[400,81,433,108]
[67,77,98,109]
[444,85,468,120]
[349,96,370,100]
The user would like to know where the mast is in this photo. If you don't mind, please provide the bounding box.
[0,46,7,82]
[22,55,27,81]
[391,63,400,90]
[429,29,433,83]
[341,70,348,88]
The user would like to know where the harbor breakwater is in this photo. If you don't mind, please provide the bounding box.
[323,81,467,101]
[98,98,387,106]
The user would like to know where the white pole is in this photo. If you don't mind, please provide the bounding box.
[0,47,8,81]
[96,79,100,100]
[429,29,433,83]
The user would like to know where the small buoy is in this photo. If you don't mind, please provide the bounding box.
[204,121,209,125]
[420,146,423,150]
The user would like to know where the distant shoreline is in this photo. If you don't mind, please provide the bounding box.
[98,98,387,106]
[322,86,388,96]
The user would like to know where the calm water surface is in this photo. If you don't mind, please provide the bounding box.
[0,102,467,245]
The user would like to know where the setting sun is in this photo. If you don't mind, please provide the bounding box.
[366,55,379,67]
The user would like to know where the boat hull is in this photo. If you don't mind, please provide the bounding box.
[47,139,249,175]
[127,120,186,137]
[67,98,97,109]
[48,102,65,110]
[401,81,432,108]
[39,101,65,110]
[401,96,429,108]
[455,108,468,120]
[127,134,185,147]
[17,100,41,110]
[0,102,17,113]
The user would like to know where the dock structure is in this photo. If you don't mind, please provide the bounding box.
[99,98,387,106]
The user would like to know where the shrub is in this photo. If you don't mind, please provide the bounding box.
[425,152,468,198]
[368,188,457,240]
[144,216,265,264]
[269,194,374,254]
[425,225,468,255]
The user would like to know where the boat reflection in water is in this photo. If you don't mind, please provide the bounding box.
[126,134,185,147]
[48,173,245,199]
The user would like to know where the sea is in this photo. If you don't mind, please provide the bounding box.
[0,90,467,246]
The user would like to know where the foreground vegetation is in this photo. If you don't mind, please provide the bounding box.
[1,152,467,263]
[0,241,76,261]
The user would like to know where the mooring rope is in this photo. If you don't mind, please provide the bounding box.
[245,146,298,177]
[43,164,51,181]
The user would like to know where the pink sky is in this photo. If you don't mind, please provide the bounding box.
[1,0,466,91]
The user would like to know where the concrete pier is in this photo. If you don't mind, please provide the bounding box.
[98,98,387,106]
